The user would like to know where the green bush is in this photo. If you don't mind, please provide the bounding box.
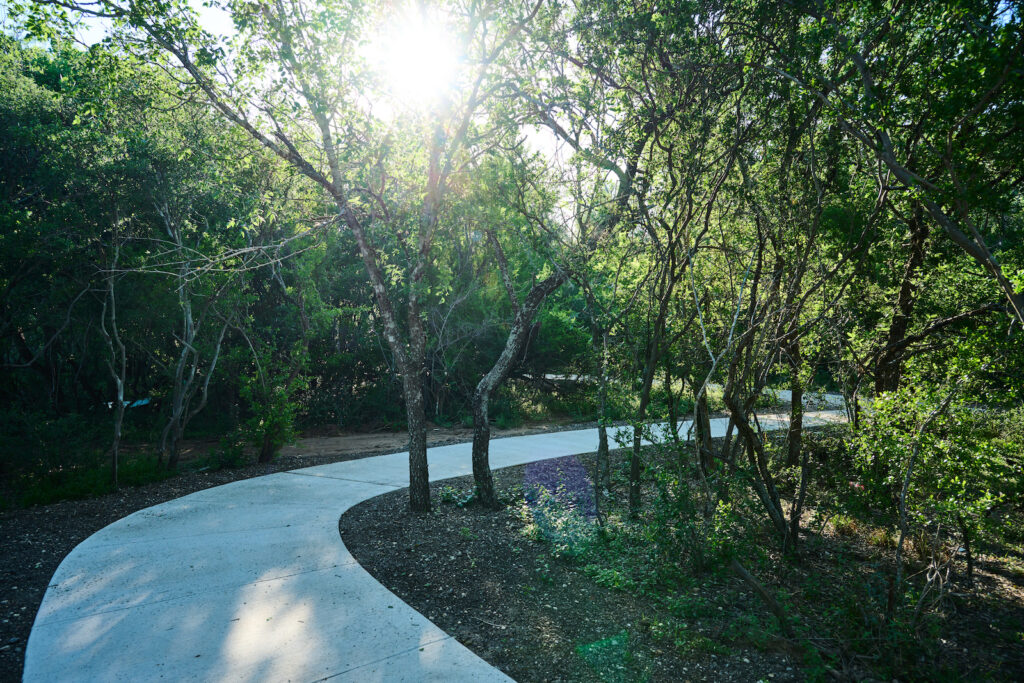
[0,408,108,480]
[520,485,597,558]
[855,390,1022,568]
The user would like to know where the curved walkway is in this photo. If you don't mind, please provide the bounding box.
[24,410,844,682]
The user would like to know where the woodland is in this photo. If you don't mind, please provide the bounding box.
[1,0,1023,679]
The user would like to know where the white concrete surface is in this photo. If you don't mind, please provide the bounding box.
[767,388,846,410]
[24,409,844,682]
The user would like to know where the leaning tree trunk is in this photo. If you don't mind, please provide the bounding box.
[471,264,566,509]
[725,391,792,550]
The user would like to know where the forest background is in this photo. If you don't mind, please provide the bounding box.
[1,0,1024,678]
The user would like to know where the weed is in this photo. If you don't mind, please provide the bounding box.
[18,456,173,507]
[867,526,897,550]
[832,514,859,537]
[439,485,476,507]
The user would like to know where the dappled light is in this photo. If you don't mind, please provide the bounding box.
[4,0,1023,680]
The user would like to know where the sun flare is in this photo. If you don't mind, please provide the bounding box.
[366,7,461,112]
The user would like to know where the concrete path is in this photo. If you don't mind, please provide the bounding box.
[24,409,844,682]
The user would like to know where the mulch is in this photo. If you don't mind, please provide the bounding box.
[0,448,391,683]
[0,419,599,682]
[340,454,804,682]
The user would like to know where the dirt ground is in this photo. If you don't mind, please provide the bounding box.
[0,419,587,682]
[341,451,1024,682]
[341,456,805,682]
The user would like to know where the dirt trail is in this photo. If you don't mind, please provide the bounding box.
[281,421,580,458]
[168,420,587,464]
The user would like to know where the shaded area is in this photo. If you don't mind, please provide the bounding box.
[341,457,802,682]
[342,447,1024,682]
[524,455,597,521]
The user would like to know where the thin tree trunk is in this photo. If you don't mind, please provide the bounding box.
[895,389,960,591]
[694,385,714,475]
[471,242,566,509]
[788,447,810,552]
[958,515,975,588]
[726,394,790,546]
[786,340,803,467]
[594,328,611,491]
[875,207,927,394]
[99,248,127,489]
[731,558,794,639]
[165,318,229,471]
[631,316,667,515]
[111,388,124,488]
[664,354,681,450]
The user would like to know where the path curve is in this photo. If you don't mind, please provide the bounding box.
[24,410,844,682]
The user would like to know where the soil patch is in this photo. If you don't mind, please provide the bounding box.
[341,449,1024,682]
[0,418,592,682]
[340,454,803,682]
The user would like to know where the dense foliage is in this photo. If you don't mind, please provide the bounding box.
[1,0,1023,675]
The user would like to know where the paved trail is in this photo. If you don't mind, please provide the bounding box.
[24,410,844,682]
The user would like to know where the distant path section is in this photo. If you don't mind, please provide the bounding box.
[24,408,844,682]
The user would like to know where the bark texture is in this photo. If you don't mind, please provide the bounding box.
[470,249,567,509]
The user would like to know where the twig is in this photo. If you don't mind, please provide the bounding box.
[472,616,508,629]
[731,557,795,639]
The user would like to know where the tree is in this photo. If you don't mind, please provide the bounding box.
[520,0,751,514]
[463,150,568,508]
[32,0,546,510]
[754,0,1024,323]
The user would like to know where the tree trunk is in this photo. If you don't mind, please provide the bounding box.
[99,251,127,489]
[694,386,714,476]
[165,422,183,471]
[725,393,790,547]
[404,370,431,513]
[112,398,124,488]
[471,390,498,509]
[630,326,663,515]
[664,355,681,450]
[258,432,275,465]
[958,515,974,587]
[470,263,566,509]
[786,340,803,467]
[731,558,795,639]
[594,328,611,492]
[340,204,432,512]
[875,207,928,395]
[788,447,810,552]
